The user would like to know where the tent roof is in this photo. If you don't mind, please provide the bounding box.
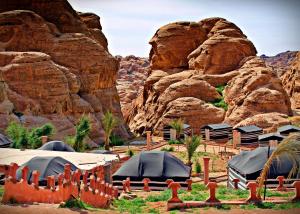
[228,147,298,177]
[38,141,75,152]
[258,133,285,141]
[235,125,262,133]
[90,150,113,154]
[201,123,232,130]
[0,134,12,147]
[278,125,300,133]
[112,151,190,181]
[16,156,77,185]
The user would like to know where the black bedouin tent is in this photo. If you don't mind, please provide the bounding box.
[38,141,75,152]
[112,151,190,182]
[258,133,285,146]
[278,125,300,136]
[200,123,232,142]
[16,156,77,185]
[163,124,191,141]
[90,150,114,154]
[228,147,300,189]
[0,133,12,148]
[234,125,263,145]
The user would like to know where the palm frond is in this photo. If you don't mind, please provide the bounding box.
[257,133,300,197]
[185,135,202,165]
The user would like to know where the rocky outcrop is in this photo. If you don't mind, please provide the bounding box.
[116,55,149,115]
[0,0,130,145]
[127,17,291,135]
[281,52,300,109]
[224,57,292,125]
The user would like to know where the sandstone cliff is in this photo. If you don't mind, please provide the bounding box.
[0,0,130,145]
[126,18,292,134]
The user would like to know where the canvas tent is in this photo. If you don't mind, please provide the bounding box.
[200,123,232,142]
[90,150,114,154]
[0,134,11,148]
[278,125,300,136]
[16,156,77,185]
[258,133,285,146]
[112,151,190,182]
[38,141,75,152]
[163,124,191,141]
[234,125,263,146]
[228,147,300,190]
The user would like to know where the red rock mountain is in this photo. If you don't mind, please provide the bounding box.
[0,0,130,145]
[125,18,293,134]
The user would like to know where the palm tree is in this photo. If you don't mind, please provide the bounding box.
[169,118,184,150]
[185,135,202,166]
[257,133,300,198]
[73,116,91,152]
[102,111,118,150]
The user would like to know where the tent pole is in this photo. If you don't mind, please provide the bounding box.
[263,145,271,200]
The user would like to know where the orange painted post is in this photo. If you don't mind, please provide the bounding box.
[186,179,192,191]
[64,164,71,181]
[122,180,127,192]
[95,177,101,190]
[203,157,210,185]
[276,176,286,191]
[146,131,151,151]
[83,171,89,186]
[292,181,300,202]
[233,178,240,189]
[32,170,40,188]
[41,135,48,144]
[168,182,182,203]
[143,178,151,192]
[166,179,174,186]
[206,182,219,202]
[113,187,119,199]
[90,175,96,190]
[9,163,18,181]
[246,182,261,202]
[58,173,63,186]
[21,166,29,182]
[100,180,105,193]
[126,177,131,192]
[47,175,55,190]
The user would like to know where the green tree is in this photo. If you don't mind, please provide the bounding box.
[185,135,202,166]
[169,118,184,141]
[28,123,55,149]
[102,111,118,150]
[72,116,91,152]
[6,121,27,148]
[257,134,300,198]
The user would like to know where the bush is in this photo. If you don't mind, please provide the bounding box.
[127,149,134,157]
[59,198,94,210]
[110,134,125,146]
[6,122,27,148]
[161,146,175,152]
[27,123,55,149]
[168,139,182,145]
[195,161,201,173]
[73,116,91,152]
[216,85,226,95]
[211,98,228,111]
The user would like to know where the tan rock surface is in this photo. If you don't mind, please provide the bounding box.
[0,0,130,145]
[224,57,292,125]
[281,52,300,109]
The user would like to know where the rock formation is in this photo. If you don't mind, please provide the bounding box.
[0,0,130,145]
[281,52,300,109]
[126,17,292,134]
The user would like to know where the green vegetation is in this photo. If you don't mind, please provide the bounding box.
[161,146,175,152]
[126,149,134,157]
[211,85,228,110]
[113,198,146,214]
[67,116,91,152]
[102,111,119,150]
[195,160,202,173]
[0,185,4,199]
[110,134,125,146]
[240,202,300,210]
[59,198,99,211]
[148,208,160,214]
[168,139,183,145]
[258,133,300,197]
[185,135,201,166]
[6,121,54,149]
[169,118,184,141]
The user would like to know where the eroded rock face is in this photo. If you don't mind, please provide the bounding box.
[0,0,130,145]
[224,57,292,125]
[126,17,291,135]
[281,52,300,109]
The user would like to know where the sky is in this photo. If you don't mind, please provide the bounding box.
[69,0,300,57]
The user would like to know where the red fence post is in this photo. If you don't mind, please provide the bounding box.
[292,181,300,202]
[143,178,151,192]
[58,173,63,186]
[186,179,192,191]
[168,182,182,203]
[233,178,240,189]
[246,182,261,203]
[166,179,174,186]
[203,157,210,185]
[32,170,40,189]
[21,166,29,183]
[113,187,119,199]
[276,176,286,191]
[9,163,18,182]
[206,182,219,202]
[90,175,96,191]
[126,177,131,192]
[64,164,71,182]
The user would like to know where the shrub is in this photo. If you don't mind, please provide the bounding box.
[6,122,27,148]
[73,116,91,152]
[59,198,93,210]
[211,98,228,111]
[27,123,55,149]
[110,134,125,146]
[195,161,201,173]
[168,139,182,145]
[102,111,119,150]
[161,146,175,152]
[215,85,226,95]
